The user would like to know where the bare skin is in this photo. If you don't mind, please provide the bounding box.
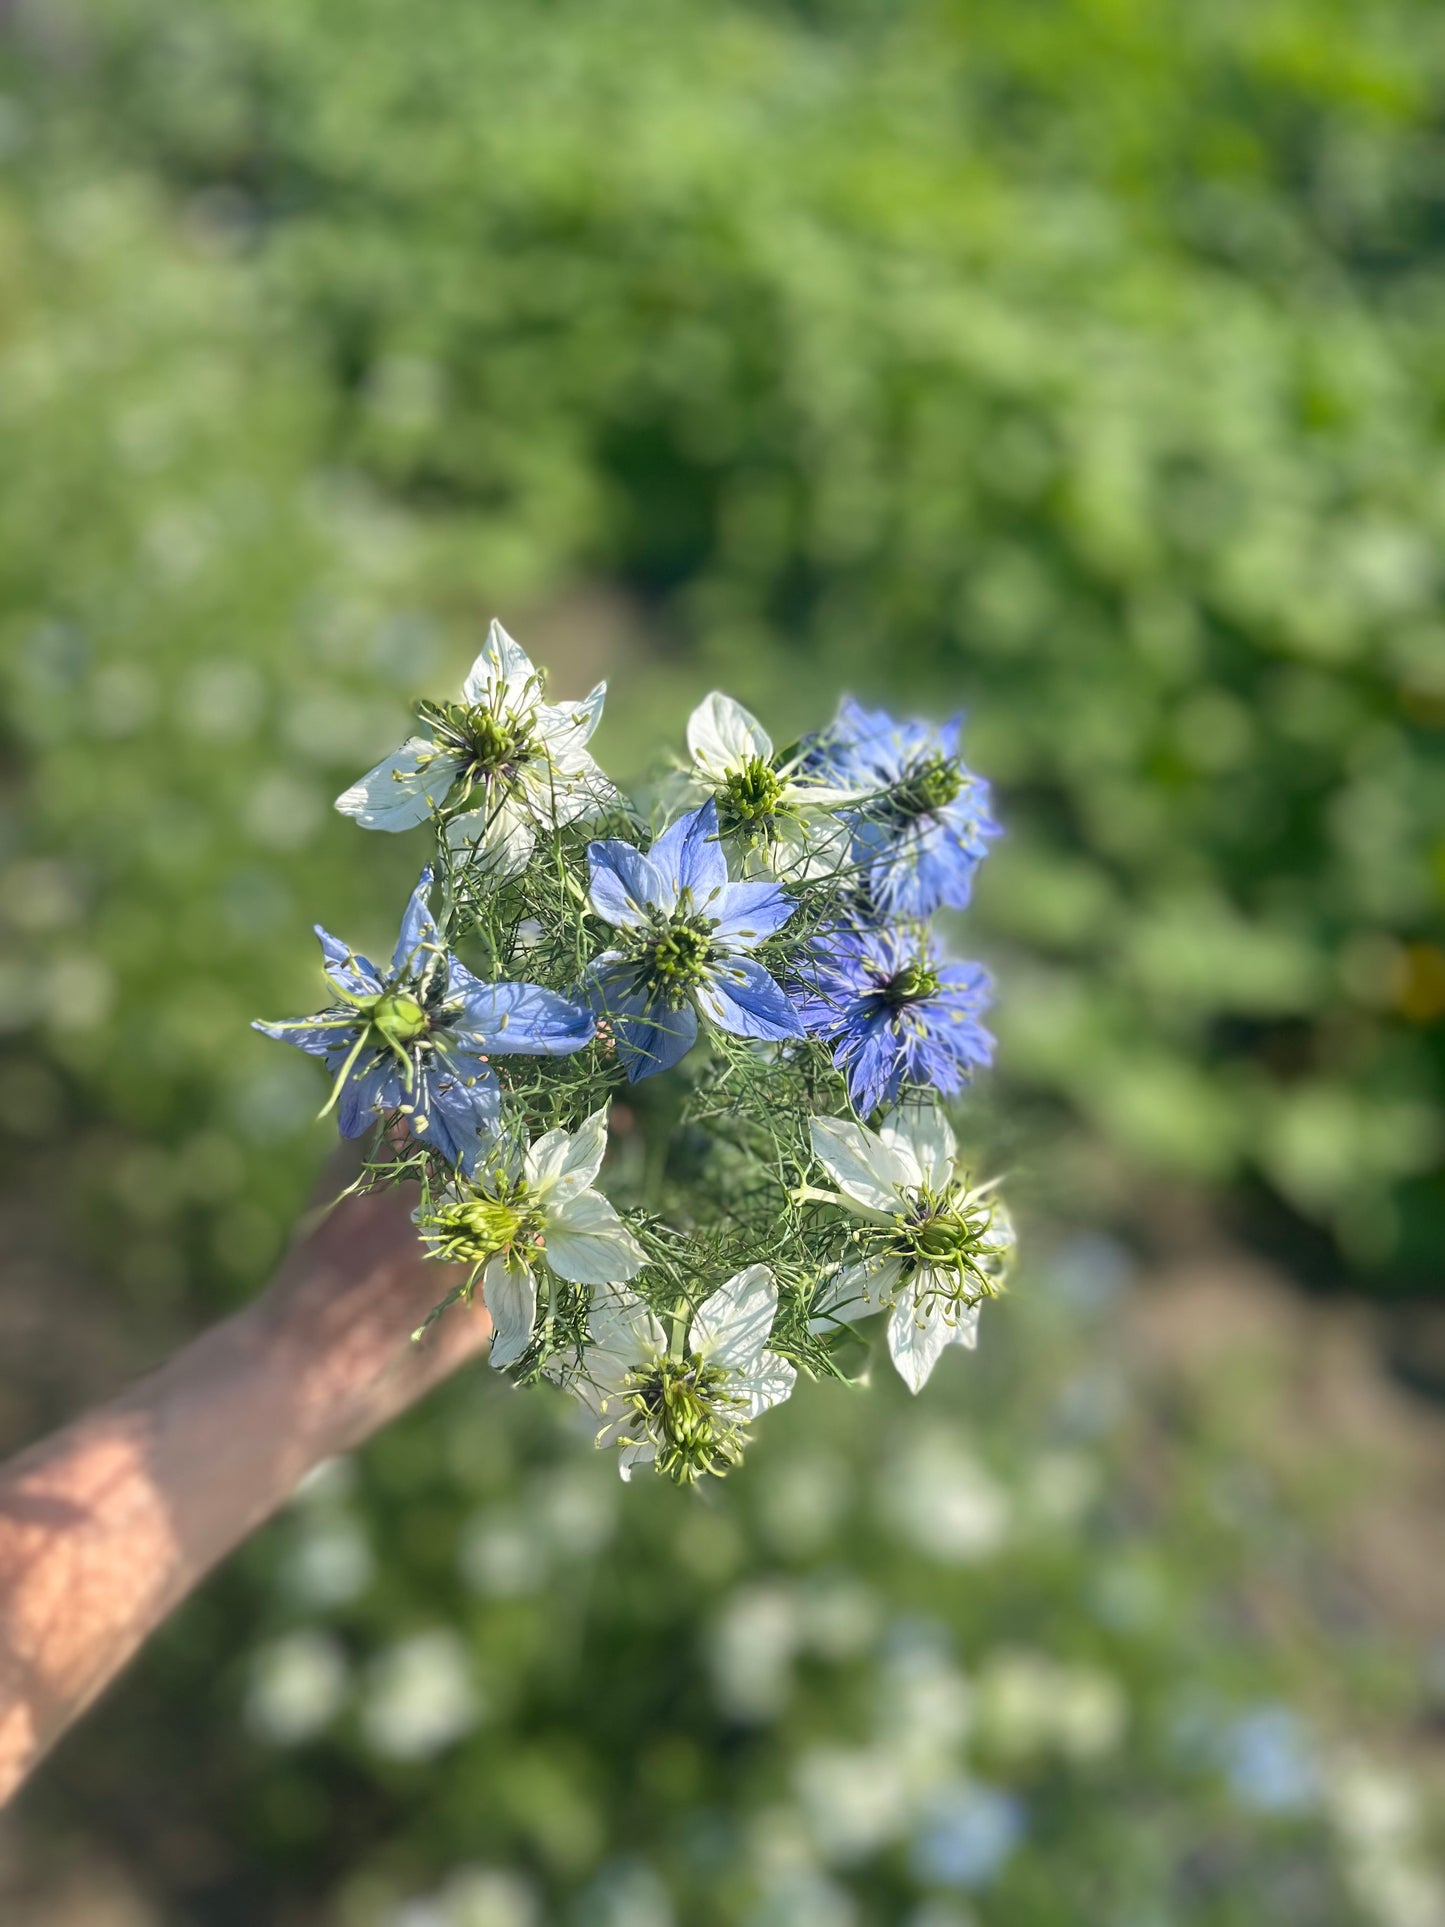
[0,1150,487,1804]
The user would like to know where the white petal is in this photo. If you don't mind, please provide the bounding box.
[334,740,462,831]
[687,691,772,778]
[880,1104,956,1193]
[445,794,537,879]
[535,680,606,752]
[808,1254,903,1331]
[946,1301,982,1351]
[760,810,850,884]
[544,1189,647,1284]
[525,1107,610,1202]
[461,618,536,706]
[691,1263,779,1371]
[974,1199,1016,1288]
[809,1116,908,1213]
[519,756,616,824]
[616,1440,657,1482]
[737,1351,797,1418]
[483,1254,537,1370]
[886,1285,952,1393]
[587,1282,667,1365]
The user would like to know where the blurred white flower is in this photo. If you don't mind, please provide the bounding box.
[795,1575,880,1663]
[459,1508,549,1598]
[874,1631,973,1777]
[708,1582,800,1723]
[975,1650,1127,1766]
[747,1870,859,1927]
[279,1514,374,1609]
[361,1631,481,1760]
[793,1744,908,1864]
[883,1431,1011,1563]
[1327,1750,1445,1927]
[388,1867,542,1927]
[905,1905,980,1927]
[527,1464,618,1560]
[1022,1450,1099,1530]
[245,1629,349,1745]
[757,1454,851,1559]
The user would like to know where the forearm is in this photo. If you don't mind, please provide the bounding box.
[0,1171,486,1803]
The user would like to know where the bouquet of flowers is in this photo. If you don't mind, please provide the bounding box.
[257,623,1014,1484]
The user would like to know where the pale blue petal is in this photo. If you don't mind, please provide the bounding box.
[697,956,805,1041]
[588,968,698,1080]
[314,925,384,999]
[414,1061,502,1171]
[649,800,727,912]
[251,1015,358,1060]
[587,840,669,927]
[391,869,440,975]
[450,974,596,1056]
[711,878,795,950]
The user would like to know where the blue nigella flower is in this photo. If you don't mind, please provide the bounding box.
[254,871,595,1168]
[813,697,1000,917]
[584,799,805,1081]
[792,925,993,1114]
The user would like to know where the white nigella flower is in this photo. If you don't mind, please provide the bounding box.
[805,1104,1013,1393]
[416,1106,646,1371]
[335,618,614,879]
[558,1265,797,1483]
[675,691,861,880]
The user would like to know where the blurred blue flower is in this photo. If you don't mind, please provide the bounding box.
[910,1780,1026,1891]
[584,800,804,1080]
[1223,1706,1320,1814]
[792,924,993,1113]
[813,698,1000,917]
[254,871,594,1167]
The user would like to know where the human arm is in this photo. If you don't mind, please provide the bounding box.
[0,1157,485,1804]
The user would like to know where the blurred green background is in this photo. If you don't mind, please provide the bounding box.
[0,2,1441,1922]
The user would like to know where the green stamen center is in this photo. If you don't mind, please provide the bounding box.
[365,989,431,1048]
[892,1195,1007,1313]
[881,960,940,1007]
[721,755,784,827]
[419,1181,542,1267]
[421,700,535,780]
[893,753,962,819]
[631,916,717,1007]
[622,1353,749,1484]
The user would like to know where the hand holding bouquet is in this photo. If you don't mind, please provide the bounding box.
[258,623,1013,1483]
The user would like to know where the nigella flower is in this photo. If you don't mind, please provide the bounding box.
[334,619,614,879]
[813,698,1000,917]
[803,1105,1014,1392]
[793,926,994,1114]
[415,1106,647,1371]
[583,799,805,1081]
[253,871,595,1168]
[672,691,862,880]
[555,1266,796,1482]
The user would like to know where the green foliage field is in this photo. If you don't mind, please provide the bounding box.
[0,2,1441,1920]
